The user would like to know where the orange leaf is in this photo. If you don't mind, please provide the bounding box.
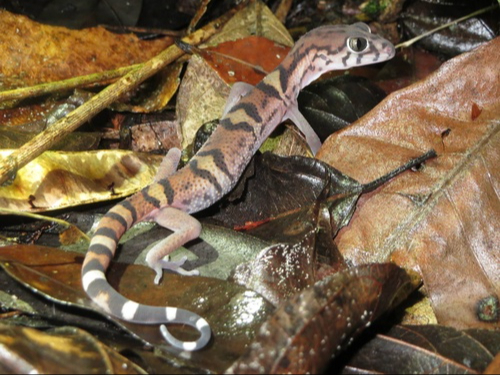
[200,36,290,85]
[0,10,173,88]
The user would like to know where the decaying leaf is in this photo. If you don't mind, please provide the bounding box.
[0,10,173,89]
[205,0,293,48]
[232,218,319,305]
[198,36,291,85]
[0,150,163,212]
[318,37,500,330]
[111,61,185,113]
[209,152,434,229]
[227,263,419,374]
[117,113,183,154]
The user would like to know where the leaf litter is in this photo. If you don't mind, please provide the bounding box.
[0,2,499,374]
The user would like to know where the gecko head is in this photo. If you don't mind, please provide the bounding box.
[297,22,395,78]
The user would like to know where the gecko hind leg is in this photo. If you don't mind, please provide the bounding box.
[146,207,202,284]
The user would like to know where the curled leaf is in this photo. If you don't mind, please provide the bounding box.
[0,150,163,212]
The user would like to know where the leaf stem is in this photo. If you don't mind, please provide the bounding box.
[361,149,437,193]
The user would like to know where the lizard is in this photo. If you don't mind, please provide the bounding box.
[81,22,395,351]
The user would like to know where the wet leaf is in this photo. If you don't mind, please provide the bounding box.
[111,218,270,282]
[340,325,500,374]
[401,0,499,56]
[212,151,433,304]
[210,151,428,229]
[227,263,419,374]
[209,153,333,227]
[0,245,274,373]
[232,218,319,305]
[211,151,431,236]
[0,150,163,212]
[298,75,388,141]
[318,37,500,330]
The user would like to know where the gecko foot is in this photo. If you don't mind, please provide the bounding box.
[152,256,200,284]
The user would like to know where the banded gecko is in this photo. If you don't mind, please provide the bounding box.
[82,23,395,351]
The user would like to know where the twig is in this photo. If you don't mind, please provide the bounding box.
[274,0,294,24]
[0,6,242,186]
[0,64,142,104]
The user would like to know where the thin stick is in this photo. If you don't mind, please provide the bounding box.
[361,149,437,193]
[0,6,242,186]
[0,64,142,104]
[396,4,499,49]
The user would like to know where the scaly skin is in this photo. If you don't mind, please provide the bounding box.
[82,23,395,351]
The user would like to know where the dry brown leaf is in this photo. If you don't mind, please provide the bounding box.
[317,37,500,330]
[0,10,173,88]
[204,0,293,48]
[0,150,163,212]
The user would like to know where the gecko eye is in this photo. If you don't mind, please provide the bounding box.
[347,37,369,53]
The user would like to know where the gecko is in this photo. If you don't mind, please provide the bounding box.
[81,23,395,351]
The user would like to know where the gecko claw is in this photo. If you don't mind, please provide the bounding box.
[152,256,199,284]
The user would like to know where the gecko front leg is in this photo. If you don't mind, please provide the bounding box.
[146,207,202,284]
[154,147,182,182]
[283,104,322,155]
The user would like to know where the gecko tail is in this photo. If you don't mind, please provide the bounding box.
[161,307,211,351]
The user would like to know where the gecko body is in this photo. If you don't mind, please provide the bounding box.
[82,23,395,351]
